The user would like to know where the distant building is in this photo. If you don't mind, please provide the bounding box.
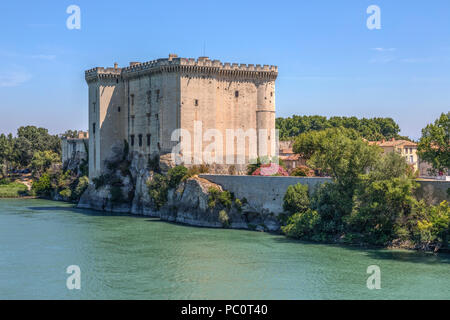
[62,131,89,165]
[279,140,306,172]
[369,138,419,172]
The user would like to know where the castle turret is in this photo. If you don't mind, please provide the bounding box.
[256,80,276,158]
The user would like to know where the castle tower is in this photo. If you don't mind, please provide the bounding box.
[85,55,278,176]
[85,66,126,179]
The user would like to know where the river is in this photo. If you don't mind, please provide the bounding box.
[0,198,449,299]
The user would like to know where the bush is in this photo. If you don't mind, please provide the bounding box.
[414,201,450,245]
[73,176,89,200]
[208,187,232,209]
[32,173,52,196]
[290,166,314,177]
[147,173,168,209]
[219,210,230,227]
[59,188,72,199]
[282,209,321,240]
[167,165,188,188]
[283,183,310,214]
[0,178,11,185]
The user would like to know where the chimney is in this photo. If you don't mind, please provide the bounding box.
[114,62,118,70]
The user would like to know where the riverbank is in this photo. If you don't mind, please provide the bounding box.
[0,181,30,198]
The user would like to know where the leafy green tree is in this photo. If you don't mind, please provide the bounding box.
[282,209,321,240]
[283,183,310,214]
[30,150,61,178]
[305,128,381,189]
[31,173,52,196]
[147,173,169,209]
[417,112,450,175]
[167,165,188,188]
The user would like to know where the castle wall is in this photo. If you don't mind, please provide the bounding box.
[126,72,180,157]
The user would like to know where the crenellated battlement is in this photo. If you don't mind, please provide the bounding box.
[85,55,278,82]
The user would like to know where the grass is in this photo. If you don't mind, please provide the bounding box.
[0,182,29,198]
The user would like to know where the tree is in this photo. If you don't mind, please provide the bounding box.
[276,115,402,141]
[346,152,419,245]
[294,128,380,188]
[30,150,61,178]
[283,183,310,214]
[417,112,450,175]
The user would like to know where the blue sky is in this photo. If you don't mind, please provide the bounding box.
[0,0,449,140]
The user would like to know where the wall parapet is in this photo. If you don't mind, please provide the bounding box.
[85,55,278,82]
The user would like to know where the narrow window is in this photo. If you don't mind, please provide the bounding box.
[131,94,135,106]
[194,99,199,106]
[93,102,96,113]
[92,123,96,134]
[130,135,135,146]
[138,134,143,147]
[155,114,159,120]
[118,106,121,112]
[147,91,151,104]
[235,90,239,98]
[156,90,160,101]
[147,134,151,146]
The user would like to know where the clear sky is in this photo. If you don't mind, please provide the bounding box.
[0,0,449,140]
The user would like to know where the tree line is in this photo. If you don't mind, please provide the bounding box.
[276,115,410,141]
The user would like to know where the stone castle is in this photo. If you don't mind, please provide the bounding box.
[85,54,278,179]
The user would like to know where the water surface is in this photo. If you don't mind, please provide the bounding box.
[0,199,449,299]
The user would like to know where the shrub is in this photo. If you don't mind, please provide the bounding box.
[282,209,321,240]
[59,188,72,199]
[208,187,232,209]
[415,201,450,245]
[186,164,210,177]
[73,176,89,200]
[219,210,230,227]
[147,173,168,209]
[283,183,310,214]
[235,198,243,211]
[0,178,11,185]
[167,165,188,188]
[290,166,314,177]
[32,173,52,196]
[252,163,289,176]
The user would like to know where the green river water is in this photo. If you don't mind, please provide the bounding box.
[0,198,449,299]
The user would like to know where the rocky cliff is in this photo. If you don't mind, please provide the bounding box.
[77,144,280,232]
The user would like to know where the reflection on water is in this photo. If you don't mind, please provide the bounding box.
[0,198,449,300]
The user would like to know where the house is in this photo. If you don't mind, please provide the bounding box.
[369,138,419,172]
[278,140,307,172]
